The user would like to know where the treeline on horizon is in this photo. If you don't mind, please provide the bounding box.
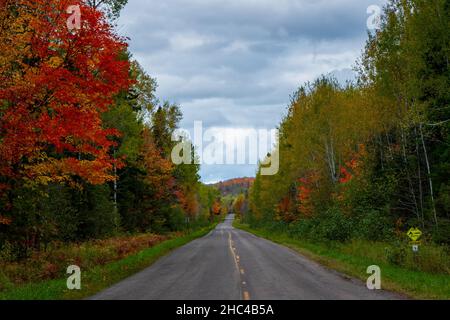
[0,0,223,260]
[213,178,255,197]
[246,0,450,245]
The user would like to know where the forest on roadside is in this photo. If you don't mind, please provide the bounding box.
[244,0,449,249]
[1,0,449,298]
[0,0,224,265]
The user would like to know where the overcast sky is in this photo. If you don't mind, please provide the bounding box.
[118,0,386,183]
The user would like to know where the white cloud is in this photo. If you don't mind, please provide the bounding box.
[118,0,388,181]
[169,33,214,51]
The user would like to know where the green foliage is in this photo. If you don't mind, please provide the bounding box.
[103,100,144,164]
[116,166,147,231]
[235,222,450,299]
[0,56,207,259]
[385,243,408,266]
[0,183,119,257]
[151,102,183,158]
[76,184,119,239]
[315,209,353,242]
[248,0,449,247]
[85,0,129,20]
[166,206,187,231]
[354,210,395,242]
[431,220,450,245]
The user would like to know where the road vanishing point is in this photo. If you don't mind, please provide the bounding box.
[91,214,403,300]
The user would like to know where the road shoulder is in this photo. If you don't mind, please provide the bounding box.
[233,221,450,300]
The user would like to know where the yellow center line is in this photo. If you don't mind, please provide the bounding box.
[228,231,251,301]
[228,232,240,271]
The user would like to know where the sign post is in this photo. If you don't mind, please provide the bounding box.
[407,227,422,263]
[407,227,422,243]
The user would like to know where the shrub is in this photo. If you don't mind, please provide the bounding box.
[431,220,450,245]
[288,218,319,240]
[385,242,407,266]
[315,208,353,242]
[353,210,395,241]
[0,233,169,288]
[77,184,120,239]
[166,206,187,231]
[0,242,17,263]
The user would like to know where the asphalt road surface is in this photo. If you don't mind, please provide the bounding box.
[91,214,403,300]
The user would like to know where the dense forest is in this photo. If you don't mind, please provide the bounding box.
[0,0,223,261]
[246,0,449,245]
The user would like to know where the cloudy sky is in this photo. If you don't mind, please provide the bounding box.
[118,0,386,183]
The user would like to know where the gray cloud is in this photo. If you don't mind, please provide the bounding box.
[118,0,387,182]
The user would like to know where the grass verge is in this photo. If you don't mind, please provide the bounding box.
[234,220,450,300]
[0,224,216,300]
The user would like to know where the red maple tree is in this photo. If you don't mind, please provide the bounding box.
[0,0,131,187]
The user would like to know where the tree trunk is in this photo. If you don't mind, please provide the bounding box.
[414,127,425,227]
[113,149,118,211]
[325,137,338,184]
[400,128,420,221]
[419,123,438,227]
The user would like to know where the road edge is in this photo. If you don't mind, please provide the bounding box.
[0,223,219,300]
[232,220,448,300]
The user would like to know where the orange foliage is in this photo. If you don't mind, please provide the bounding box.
[140,129,174,198]
[213,177,254,195]
[212,201,222,215]
[338,145,366,184]
[296,175,317,218]
[233,196,245,217]
[275,195,297,223]
[0,215,12,225]
[176,189,199,217]
[215,177,255,188]
[0,0,131,188]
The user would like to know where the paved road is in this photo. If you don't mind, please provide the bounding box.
[91,214,403,300]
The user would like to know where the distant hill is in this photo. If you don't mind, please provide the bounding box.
[211,177,255,196]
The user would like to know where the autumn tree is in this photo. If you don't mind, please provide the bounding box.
[248,0,449,244]
[0,0,214,257]
[233,194,246,219]
[358,0,449,231]
[0,0,130,250]
[0,0,130,188]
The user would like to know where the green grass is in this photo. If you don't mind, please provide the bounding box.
[0,225,216,300]
[234,221,450,300]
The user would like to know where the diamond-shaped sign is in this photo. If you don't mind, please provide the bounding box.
[407,227,422,242]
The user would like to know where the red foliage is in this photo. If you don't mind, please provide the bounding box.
[0,0,131,187]
[338,145,366,184]
[275,195,297,223]
[215,177,255,188]
[296,175,316,218]
[339,166,353,184]
[213,177,255,195]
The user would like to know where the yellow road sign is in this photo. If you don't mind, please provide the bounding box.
[407,227,422,242]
